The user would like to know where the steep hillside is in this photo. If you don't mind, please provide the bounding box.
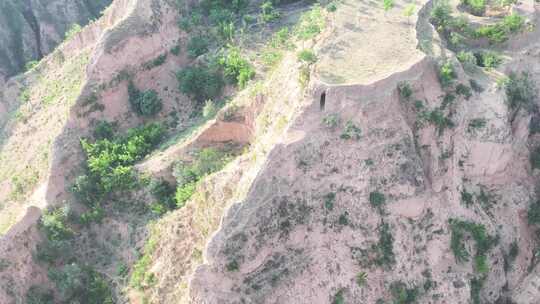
[0,0,540,303]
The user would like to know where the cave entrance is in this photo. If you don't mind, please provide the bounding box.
[320,91,326,110]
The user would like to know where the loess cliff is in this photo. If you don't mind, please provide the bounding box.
[1,0,540,303]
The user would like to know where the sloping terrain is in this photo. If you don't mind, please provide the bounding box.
[0,0,540,303]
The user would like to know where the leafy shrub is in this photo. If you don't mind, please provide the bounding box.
[219,47,255,88]
[323,114,340,130]
[93,121,115,140]
[49,263,113,304]
[79,207,105,226]
[143,54,167,70]
[332,289,345,304]
[449,219,498,274]
[297,49,317,64]
[26,286,54,304]
[474,51,502,68]
[341,121,361,140]
[457,51,476,71]
[422,109,454,136]
[41,207,73,242]
[148,178,176,213]
[261,1,280,22]
[270,28,292,49]
[438,61,456,87]
[177,65,224,103]
[470,277,484,304]
[461,0,486,16]
[383,0,394,11]
[128,83,163,116]
[356,272,367,286]
[187,36,210,58]
[456,83,472,99]
[71,175,104,208]
[398,82,413,100]
[80,123,165,195]
[374,222,395,267]
[170,44,181,56]
[390,281,419,304]
[175,181,197,208]
[324,192,336,210]
[475,14,525,43]
[430,1,452,30]
[504,71,537,114]
[226,259,239,271]
[468,118,486,132]
[369,191,386,209]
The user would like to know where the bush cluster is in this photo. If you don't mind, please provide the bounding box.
[449,219,498,272]
[128,82,163,116]
[48,263,113,304]
[219,47,255,88]
[177,65,224,104]
[73,123,165,207]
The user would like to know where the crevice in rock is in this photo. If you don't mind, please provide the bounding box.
[20,1,43,60]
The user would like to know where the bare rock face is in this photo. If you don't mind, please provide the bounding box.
[0,0,112,84]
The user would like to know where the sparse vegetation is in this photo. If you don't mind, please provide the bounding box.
[468,118,486,132]
[173,147,233,207]
[130,228,159,290]
[449,219,498,274]
[323,114,340,130]
[369,191,386,211]
[296,5,326,40]
[356,272,367,287]
[373,222,395,267]
[340,121,361,140]
[390,281,419,304]
[332,289,345,304]
[142,53,167,70]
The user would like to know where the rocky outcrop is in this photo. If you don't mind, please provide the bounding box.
[0,0,112,84]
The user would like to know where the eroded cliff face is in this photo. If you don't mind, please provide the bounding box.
[0,0,112,84]
[1,0,540,302]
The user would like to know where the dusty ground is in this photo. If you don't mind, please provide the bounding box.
[1,0,540,303]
